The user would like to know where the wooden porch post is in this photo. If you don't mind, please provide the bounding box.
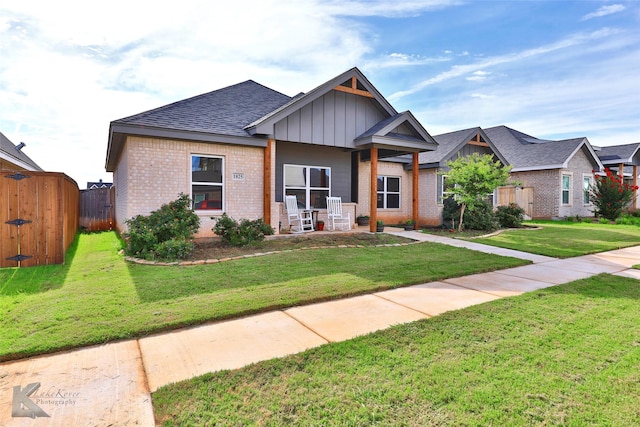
[264,138,273,225]
[618,162,625,180]
[369,147,378,233]
[412,152,419,230]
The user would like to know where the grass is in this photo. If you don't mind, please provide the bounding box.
[153,274,640,426]
[451,220,640,258]
[0,231,528,361]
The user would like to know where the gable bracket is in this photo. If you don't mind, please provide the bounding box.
[333,76,374,98]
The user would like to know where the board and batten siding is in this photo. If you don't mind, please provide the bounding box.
[273,91,386,148]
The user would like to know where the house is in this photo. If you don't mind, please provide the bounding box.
[0,131,43,172]
[484,126,603,219]
[412,127,509,226]
[595,142,640,209]
[86,179,113,190]
[105,68,438,237]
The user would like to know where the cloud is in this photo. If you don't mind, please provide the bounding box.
[581,4,625,21]
[466,71,491,82]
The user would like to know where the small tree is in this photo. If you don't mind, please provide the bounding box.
[590,168,639,221]
[443,153,511,231]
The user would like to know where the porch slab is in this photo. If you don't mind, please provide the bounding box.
[375,281,501,315]
[0,341,153,427]
[497,263,593,285]
[285,294,427,343]
[444,272,552,297]
[139,311,328,392]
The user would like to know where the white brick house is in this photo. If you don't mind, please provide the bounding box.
[105,68,438,237]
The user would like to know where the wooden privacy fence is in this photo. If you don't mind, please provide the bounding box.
[0,171,79,268]
[80,187,114,232]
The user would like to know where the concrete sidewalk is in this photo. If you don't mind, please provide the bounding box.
[1,233,638,426]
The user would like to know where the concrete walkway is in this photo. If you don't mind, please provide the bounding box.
[1,232,639,426]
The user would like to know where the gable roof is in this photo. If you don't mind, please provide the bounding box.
[483,126,602,172]
[106,68,437,171]
[596,143,640,166]
[418,127,507,168]
[0,131,44,171]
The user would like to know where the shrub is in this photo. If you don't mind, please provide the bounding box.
[495,203,525,228]
[125,193,200,260]
[213,214,274,246]
[590,168,639,221]
[443,197,496,231]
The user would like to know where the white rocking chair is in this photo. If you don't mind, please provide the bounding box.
[326,196,352,231]
[285,195,314,233]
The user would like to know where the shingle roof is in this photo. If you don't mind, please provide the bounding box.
[596,143,640,165]
[113,80,292,137]
[418,127,507,167]
[483,125,597,171]
[0,131,43,171]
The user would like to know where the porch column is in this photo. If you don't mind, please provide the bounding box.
[618,163,625,180]
[263,138,273,225]
[369,147,378,233]
[412,152,419,230]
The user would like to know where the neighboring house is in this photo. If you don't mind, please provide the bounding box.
[412,127,508,226]
[0,131,43,172]
[105,68,438,237]
[484,126,603,219]
[86,179,113,190]
[595,142,640,209]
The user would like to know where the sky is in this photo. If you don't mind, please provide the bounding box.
[1,0,638,188]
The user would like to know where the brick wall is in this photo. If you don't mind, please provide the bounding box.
[419,169,442,226]
[114,136,265,238]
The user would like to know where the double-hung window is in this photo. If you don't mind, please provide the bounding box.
[284,164,331,209]
[377,176,400,209]
[561,173,572,205]
[583,175,591,205]
[441,174,454,203]
[192,155,224,211]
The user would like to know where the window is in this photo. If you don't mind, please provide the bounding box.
[441,174,454,203]
[192,155,223,211]
[377,176,400,209]
[583,175,591,205]
[284,164,330,209]
[562,174,572,205]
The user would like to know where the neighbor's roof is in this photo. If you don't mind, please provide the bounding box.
[418,127,507,167]
[0,131,44,171]
[596,143,640,166]
[483,125,602,172]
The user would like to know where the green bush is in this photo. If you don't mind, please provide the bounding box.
[442,197,496,231]
[125,193,200,260]
[213,214,274,246]
[495,203,525,228]
[615,214,640,226]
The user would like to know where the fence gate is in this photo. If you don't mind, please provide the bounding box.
[497,186,534,219]
[80,187,114,232]
[0,172,33,266]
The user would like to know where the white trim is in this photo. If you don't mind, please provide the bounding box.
[582,174,592,206]
[377,175,401,209]
[283,163,331,210]
[191,154,225,212]
[561,172,573,206]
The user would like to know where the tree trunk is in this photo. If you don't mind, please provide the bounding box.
[458,203,466,232]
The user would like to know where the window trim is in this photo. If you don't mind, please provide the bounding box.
[377,175,401,210]
[561,172,573,206]
[283,164,331,210]
[191,154,224,212]
[582,174,592,206]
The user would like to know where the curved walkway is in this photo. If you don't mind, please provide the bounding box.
[1,231,639,426]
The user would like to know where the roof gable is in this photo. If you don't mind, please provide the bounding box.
[419,127,507,168]
[354,111,437,152]
[597,143,640,166]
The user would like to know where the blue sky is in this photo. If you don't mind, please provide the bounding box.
[1,0,638,187]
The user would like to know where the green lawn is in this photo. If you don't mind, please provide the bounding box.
[470,220,640,258]
[0,231,527,361]
[153,274,640,426]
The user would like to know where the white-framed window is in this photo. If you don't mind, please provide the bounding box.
[583,175,592,205]
[441,174,454,202]
[284,164,331,210]
[561,173,572,206]
[191,155,224,211]
[377,176,400,209]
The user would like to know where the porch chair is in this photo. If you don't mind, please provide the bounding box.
[326,196,352,231]
[285,195,314,233]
